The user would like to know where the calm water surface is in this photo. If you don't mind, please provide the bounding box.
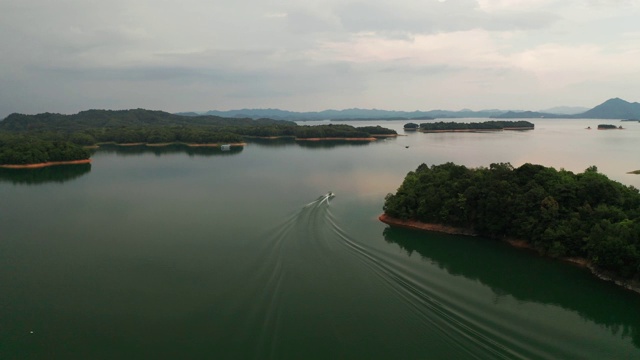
[1,119,640,359]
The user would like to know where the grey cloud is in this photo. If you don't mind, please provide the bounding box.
[334,0,559,35]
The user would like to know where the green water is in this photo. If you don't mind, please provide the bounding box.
[1,119,640,359]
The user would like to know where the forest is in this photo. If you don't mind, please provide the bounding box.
[0,133,90,165]
[419,121,535,131]
[0,109,396,165]
[383,162,640,280]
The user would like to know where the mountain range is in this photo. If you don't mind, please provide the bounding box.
[177,98,640,121]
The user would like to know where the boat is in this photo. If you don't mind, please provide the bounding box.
[327,192,335,198]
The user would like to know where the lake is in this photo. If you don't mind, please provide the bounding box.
[1,118,640,359]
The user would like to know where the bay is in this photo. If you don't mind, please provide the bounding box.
[1,118,639,359]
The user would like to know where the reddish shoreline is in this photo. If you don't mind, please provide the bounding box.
[97,142,246,147]
[0,159,91,169]
[378,213,477,236]
[378,213,640,294]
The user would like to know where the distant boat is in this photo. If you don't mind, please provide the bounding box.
[327,192,335,198]
[221,144,231,151]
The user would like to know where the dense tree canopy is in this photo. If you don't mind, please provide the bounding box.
[0,134,90,165]
[384,162,640,279]
[419,121,534,131]
[0,109,396,165]
[0,109,295,133]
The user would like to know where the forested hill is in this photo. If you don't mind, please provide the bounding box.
[0,109,294,133]
[383,162,640,281]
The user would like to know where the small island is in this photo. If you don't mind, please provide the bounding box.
[0,134,91,168]
[598,124,623,130]
[381,162,640,293]
[419,121,534,132]
[404,123,419,131]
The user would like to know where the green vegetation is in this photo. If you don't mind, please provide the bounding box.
[0,109,395,144]
[352,126,397,136]
[404,123,419,130]
[0,109,396,165]
[0,109,294,133]
[383,162,640,280]
[629,170,640,175]
[597,124,621,130]
[80,126,243,145]
[0,133,90,165]
[420,121,534,131]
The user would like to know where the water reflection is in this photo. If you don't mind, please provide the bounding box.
[295,140,373,148]
[96,144,244,157]
[247,138,374,149]
[246,137,296,148]
[0,163,91,185]
[382,227,640,347]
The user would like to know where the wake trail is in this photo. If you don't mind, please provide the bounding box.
[324,210,524,359]
[247,193,523,359]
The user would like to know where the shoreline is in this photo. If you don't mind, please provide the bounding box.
[378,213,640,295]
[371,134,399,138]
[0,159,92,169]
[96,142,246,148]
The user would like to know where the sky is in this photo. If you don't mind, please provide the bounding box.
[1,0,639,118]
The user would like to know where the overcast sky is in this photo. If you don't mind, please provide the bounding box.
[1,0,638,118]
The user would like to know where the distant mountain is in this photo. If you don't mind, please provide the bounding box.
[492,111,573,119]
[539,106,589,115]
[577,98,640,119]
[177,108,505,120]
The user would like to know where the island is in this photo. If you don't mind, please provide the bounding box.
[419,121,534,132]
[598,124,623,130]
[0,134,91,168]
[0,109,397,166]
[404,123,419,131]
[381,162,640,293]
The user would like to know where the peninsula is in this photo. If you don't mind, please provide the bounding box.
[381,162,640,293]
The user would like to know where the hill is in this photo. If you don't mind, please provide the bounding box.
[0,109,294,133]
[577,98,640,119]
[491,111,573,119]
[178,108,504,120]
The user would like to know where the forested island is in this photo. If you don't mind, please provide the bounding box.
[0,109,396,166]
[0,133,91,167]
[597,124,623,130]
[404,123,419,131]
[381,162,640,290]
[419,121,534,132]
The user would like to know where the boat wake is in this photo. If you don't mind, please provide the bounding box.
[231,194,531,359]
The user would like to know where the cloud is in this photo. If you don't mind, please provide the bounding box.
[0,0,639,117]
